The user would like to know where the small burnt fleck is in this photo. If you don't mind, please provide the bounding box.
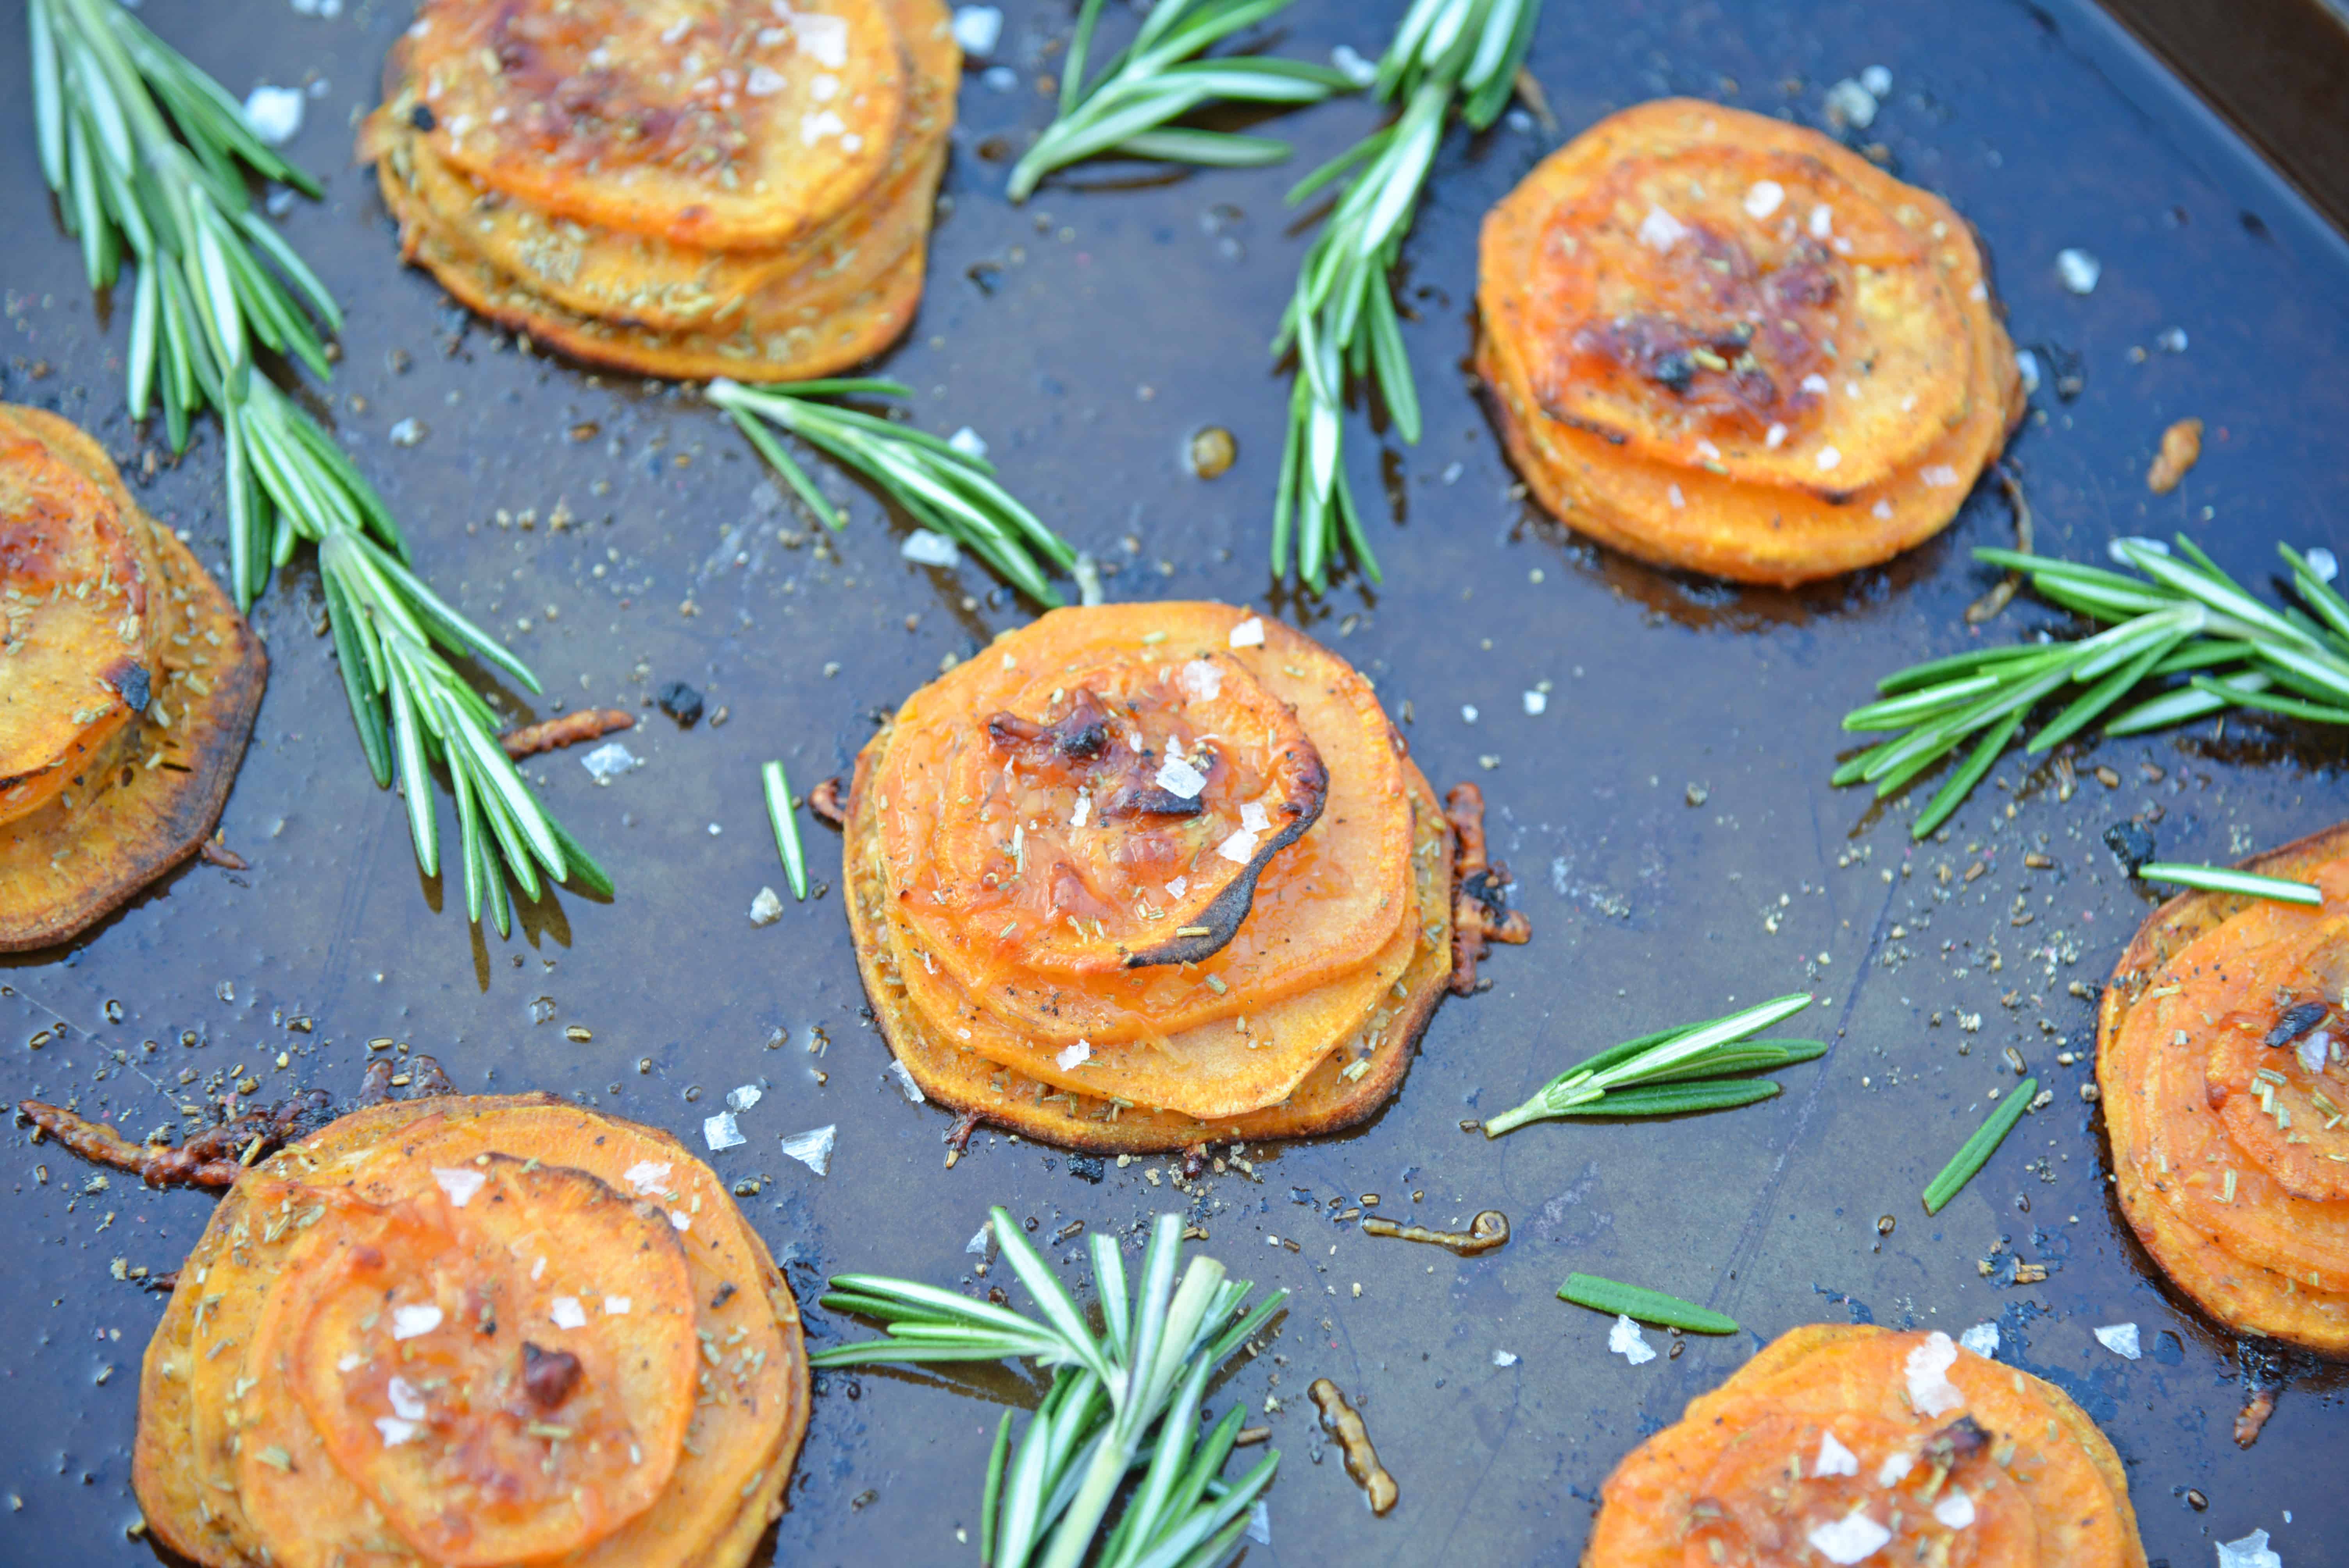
[410,104,437,132]
[656,680,705,727]
[522,1342,583,1409]
[2102,820,2158,875]
[1067,1155,1105,1183]
[2265,1000,2330,1050]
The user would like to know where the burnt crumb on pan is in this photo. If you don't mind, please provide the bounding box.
[807,776,847,827]
[497,707,635,759]
[2146,417,2204,494]
[1444,782,1530,995]
[18,1088,333,1189]
[656,681,706,726]
[2103,820,2158,876]
[409,103,437,132]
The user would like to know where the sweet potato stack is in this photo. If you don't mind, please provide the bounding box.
[2100,824,2349,1354]
[136,1096,808,1568]
[365,0,955,380]
[844,602,1456,1152]
[0,403,264,950]
[1478,99,2024,586]
[1585,1326,2148,1567]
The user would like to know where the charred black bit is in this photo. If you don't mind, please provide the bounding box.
[1308,1379,1398,1516]
[656,680,705,727]
[1360,1210,1509,1257]
[988,688,1112,761]
[710,1280,739,1311]
[2265,1001,2331,1049]
[1067,1155,1105,1184]
[2103,820,2158,876]
[1924,1415,1991,1465]
[1445,783,1531,996]
[409,103,437,132]
[109,662,151,711]
[522,1342,583,1409]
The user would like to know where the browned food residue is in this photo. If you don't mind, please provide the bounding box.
[498,707,635,759]
[807,775,848,827]
[1359,1209,1510,1256]
[1308,1378,1398,1516]
[2235,1384,2277,1448]
[1187,427,1237,479]
[1444,782,1531,995]
[1963,467,2034,624]
[2146,417,2203,494]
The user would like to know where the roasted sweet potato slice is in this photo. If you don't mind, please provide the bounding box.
[850,748,1454,1149]
[1477,99,2021,585]
[0,405,266,951]
[2100,823,2349,1352]
[1585,1325,2147,1567]
[867,604,1412,1049]
[397,0,906,251]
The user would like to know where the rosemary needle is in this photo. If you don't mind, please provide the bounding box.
[2134,862,2323,907]
[1559,1274,1739,1335]
[762,760,809,902]
[1922,1079,2039,1215]
[1483,993,1815,1135]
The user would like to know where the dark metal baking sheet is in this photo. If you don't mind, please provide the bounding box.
[4,0,2348,1563]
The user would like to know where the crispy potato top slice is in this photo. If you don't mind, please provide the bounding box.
[866,603,1412,1048]
[274,1154,696,1565]
[400,0,906,250]
[0,419,149,825]
[1507,99,1971,497]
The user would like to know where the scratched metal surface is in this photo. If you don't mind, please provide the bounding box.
[4,0,2348,1563]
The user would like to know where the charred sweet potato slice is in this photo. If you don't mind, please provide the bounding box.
[397,0,906,251]
[1586,1325,2146,1568]
[2100,824,2349,1352]
[0,405,265,951]
[849,743,1454,1149]
[867,603,1412,1049]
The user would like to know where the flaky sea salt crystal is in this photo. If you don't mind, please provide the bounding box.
[1156,754,1208,800]
[2094,1322,2141,1360]
[1056,1041,1092,1071]
[605,1296,631,1315]
[2056,248,2101,294]
[242,85,305,144]
[387,1377,426,1421]
[2216,1529,2282,1568]
[1959,1322,2000,1359]
[2307,547,2338,583]
[1166,876,1188,899]
[704,1112,746,1152]
[948,426,989,460]
[1608,1315,1656,1365]
[1240,800,1270,834]
[950,5,1002,55]
[432,1167,487,1208]
[750,886,785,926]
[1638,205,1688,251]
[391,1305,443,1341]
[1743,180,1784,219]
[2016,349,2042,393]
[1814,1430,1859,1477]
[1904,1331,1964,1416]
[1330,44,1377,86]
[1524,690,1547,715]
[1816,445,1843,472]
[1492,1349,1519,1367]
[727,1084,764,1113]
[1246,1500,1273,1545]
[376,1417,419,1446]
[2298,1031,2331,1076]
[624,1161,672,1194]
[1072,790,1091,829]
[900,529,960,567]
[1824,78,1878,128]
[1216,828,1260,864]
[581,741,639,782]
[1934,1490,1977,1529]
[550,1297,587,1330]
[965,1221,994,1258]
[1876,1450,1915,1487]
[1228,615,1265,648]
[780,1124,836,1175]
[1181,659,1223,702]
[889,1060,927,1104]
[1808,1512,1892,1565]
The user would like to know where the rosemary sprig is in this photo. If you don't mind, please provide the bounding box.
[1482,993,1819,1136]
[1558,1273,1739,1335]
[2135,862,2323,907]
[761,759,809,901]
[1008,0,1353,203]
[1921,1079,2038,1215]
[811,1209,1284,1568]
[30,0,604,932]
[1841,536,2349,839]
[1271,0,1540,591]
[708,378,1076,607]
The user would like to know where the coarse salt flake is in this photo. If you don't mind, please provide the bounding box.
[1696,438,1723,460]
[242,86,305,145]
[2094,1322,2141,1360]
[432,1167,487,1208]
[1764,424,1787,449]
[550,1297,587,1330]
[1156,754,1208,800]
[1492,1349,1519,1367]
[1165,876,1188,898]
[670,1210,692,1231]
[2298,1031,2331,1076]
[1180,659,1223,702]
[1816,445,1843,472]
[750,886,785,926]
[1876,1450,1915,1487]
[1807,1511,1892,1565]
[1958,1322,2000,1359]
[808,72,838,100]
[1637,205,1688,252]
[800,109,847,145]
[1228,615,1265,648]
[1071,790,1091,829]
[1814,1430,1859,1477]
[338,1353,364,1373]
[2307,547,2338,583]
[780,1124,836,1176]
[1240,800,1270,834]
[889,1060,927,1104]
[1801,372,1830,395]
[786,9,850,68]
[1523,690,1547,715]
[1608,1314,1656,1365]
[1462,705,1480,724]
[1809,204,1834,239]
[1921,465,1961,487]
[2016,349,2041,393]
[376,1417,420,1446]
[1246,1500,1272,1546]
[581,741,640,782]
[2056,248,2101,294]
[624,1161,673,1195]
[704,1111,746,1152]
[950,4,1002,55]
[1743,180,1784,219]
[390,1304,443,1341]
[900,528,960,567]
[1871,499,1894,520]
[604,1296,631,1316]
[1903,1331,1964,1416]
[2216,1528,2283,1568]
[1934,1490,1977,1529]
[387,1377,426,1421]
[744,64,786,96]
[1216,828,1260,864]
[1057,1041,1092,1071]
[727,1084,764,1113]
[948,426,989,460]
[1668,483,1686,509]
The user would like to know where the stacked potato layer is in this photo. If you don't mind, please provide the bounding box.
[136,1097,808,1568]
[2100,824,2349,1354]
[1478,99,2023,586]
[845,602,1454,1152]
[0,404,264,950]
[366,0,954,380]
[1586,1326,2147,1567]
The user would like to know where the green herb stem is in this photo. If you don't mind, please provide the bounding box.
[1483,993,1814,1135]
[2134,862,2324,907]
[1558,1273,1739,1334]
[761,760,810,901]
[1921,1079,2039,1215]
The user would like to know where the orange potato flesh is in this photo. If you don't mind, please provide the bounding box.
[1478,100,2021,586]
[135,1097,807,1568]
[1585,1325,2146,1568]
[277,1155,696,1565]
[868,604,1412,1050]
[0,406,267,952]
[2100,825,2349,1352]
[398,0,907,252]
